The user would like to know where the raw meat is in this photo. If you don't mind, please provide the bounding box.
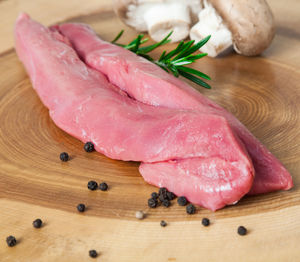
[15,14,254,211]
[57,23,293,195]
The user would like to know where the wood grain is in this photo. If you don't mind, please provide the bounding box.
[0,1,300,261]
[0,0,113,54]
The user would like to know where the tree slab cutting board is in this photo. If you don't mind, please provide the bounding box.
[0,1,300,261]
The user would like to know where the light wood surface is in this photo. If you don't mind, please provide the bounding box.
[0,0,113,54]
[0,1,300,261]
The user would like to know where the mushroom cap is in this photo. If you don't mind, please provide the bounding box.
[209,0,275,56]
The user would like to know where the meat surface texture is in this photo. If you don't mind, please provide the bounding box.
[15,14,255,211]
[57,23,293,195]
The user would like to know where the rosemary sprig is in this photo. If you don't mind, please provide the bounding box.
[112,31,211,89]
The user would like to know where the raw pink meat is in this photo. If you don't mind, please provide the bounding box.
[15,14,254,211]
[57,23,293,195]
[140,158,252,210]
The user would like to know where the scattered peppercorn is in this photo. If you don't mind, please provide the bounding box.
[87,180,98,191]
[159,194,167,202]
[77,203,86,212]
[177,196,188,206]
[237,226,247,236]
[160,220,167,227]
[186,204,196,214]
[84,142,95,152]
[89,250,98,258]
[162,199,171,207]
[148,198,158,208]
[6,236,17,247]
[159,187,168,199]
[151,192,158,199]
[99,182,108,191]
[167,191,175,201]
[60,152,69,162]
[33,218,43,228]
[135,210,145,220]
[202,218,210,227]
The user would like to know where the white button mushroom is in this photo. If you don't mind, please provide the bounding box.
[113,0,201,42]
[114,0,275,57]
[190,0,275,57]
[190,0,233,57]
[144,1,190,42]
[209,0,275,56]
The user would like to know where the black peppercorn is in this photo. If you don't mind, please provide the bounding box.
[160,220,167,227]
[6,236,17,247]
[186,204,196,214]
[202,218,210,227]
[237,226,247,236]
[99,182,108,191]
[33,218,43,228]
[159,194,167,202]
[148,198,158,208]
[84,142,95,152]
[159,187,168,199]
[151,192,158,199]
[89,249,98,258]
[77,203,86,212]
[60,152,69,162]
[87,180,98,191]
[162,199,171,207]
[167,191,175,201]
[177,196,188,206]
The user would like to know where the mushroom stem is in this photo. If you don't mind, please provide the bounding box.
[190,0,232,57]
[144,1,191,43]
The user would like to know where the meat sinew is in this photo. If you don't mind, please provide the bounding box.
[57,23,293,195]
[15,14,255,211]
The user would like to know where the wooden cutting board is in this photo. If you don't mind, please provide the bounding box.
[0,1,300,261]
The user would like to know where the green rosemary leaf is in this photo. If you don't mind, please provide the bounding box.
[111,30,124,43]
[140,38,149,45]
[173,40,195,60]
[161,41,185,61]
[124,38,148,50]
[132,34,144,52]
[171,56,194,66]
[158,50,167,61]
[178,69,211,89]
[138,31,173,54]
[177,66,211,80]
[139,39,171,54]
[168,65,180,77]
[187,53,208,60]
[129,34,144,45]
[124,34,144,49]
[182,35,211,57]
[172,60,193,66]
[154,62,170,73]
